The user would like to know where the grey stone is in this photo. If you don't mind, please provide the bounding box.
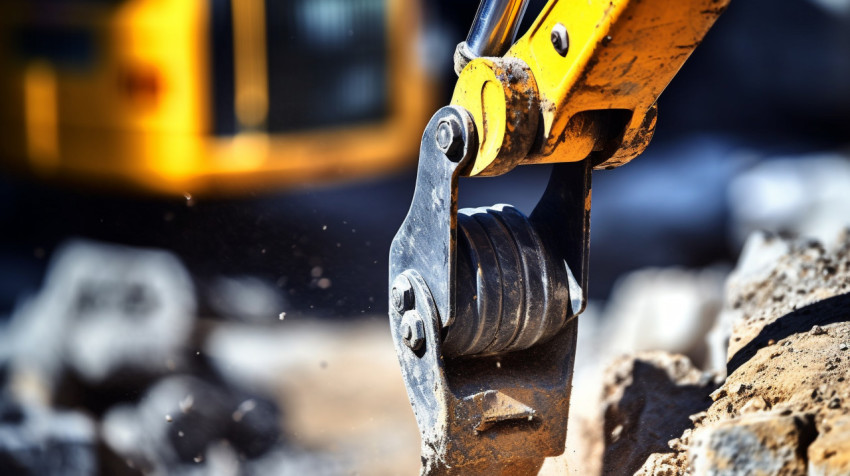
[808,414,850,476]
[688,412,814,476]
[0,399,97,476]
[205,275,287,323]
[600,351,717,476]
[102,376,282,475]
[4,240,196,401]
[729,155,850,248]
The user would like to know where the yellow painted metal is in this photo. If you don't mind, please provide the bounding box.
[0,0,432,195]
[452,0,730,176]
[451,58,539,177]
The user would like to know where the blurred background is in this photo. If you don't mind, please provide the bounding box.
[0,0,848,474]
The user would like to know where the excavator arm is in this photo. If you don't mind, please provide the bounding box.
[389,0,729,473]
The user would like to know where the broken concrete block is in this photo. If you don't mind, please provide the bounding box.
[601,267,727,368]
[600,351,717,476]
[729,155,850,248]
[688,412,814,476]
[4,240,196,401]
[808,415,850,476]
[0,399,97,476]
[102,376,281,474]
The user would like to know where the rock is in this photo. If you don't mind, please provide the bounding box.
[688,412,814,476]
[729,155,850,248]
[204,276,287,324]
[739,396,769,414]
[0,398,97,476]
[706,231,792,374]
[808,415,850,476]
[4,240,196,402]
[722,232,850,373]
[101,376,281,474]
[626,231,850,474]
[226,397,281,458]
[560,266,725,475]
[634,452,686,476]
[600,267,727,368]
[599,351,718,476]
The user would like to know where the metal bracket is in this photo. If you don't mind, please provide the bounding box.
[389,106,476,328]
[389,106,593,474]
[390,268,579,475]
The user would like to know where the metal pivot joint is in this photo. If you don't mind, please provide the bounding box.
[389,105,592,474]
[454,0,531,75]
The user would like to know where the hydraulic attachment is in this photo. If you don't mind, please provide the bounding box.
[389,0,729,473]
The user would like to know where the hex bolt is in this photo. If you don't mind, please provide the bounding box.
[391,274,415,313]
[435,117,463,160]
[401,312,425,351]
[551,23,569,57]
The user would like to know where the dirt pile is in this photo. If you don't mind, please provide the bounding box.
[593,230,850,475]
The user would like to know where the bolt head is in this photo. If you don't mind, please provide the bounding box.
[391,275,415,313]
[401,312,425,351]
[401,321,413,341]
[435,117,463,159]
[551,23,569,57]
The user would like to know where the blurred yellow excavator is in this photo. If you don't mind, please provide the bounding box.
[388,0,728,473]
[0,0,432,194]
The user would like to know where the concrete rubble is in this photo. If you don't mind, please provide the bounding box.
[729,155,850,248]
[1,240,196,403]
[0,240,344,475]
[575,229,850,475]
[688,412,814,476]
[807,414,850,475]
[599,352,719,476]
[561,267,727,475]
[0,399,97,476]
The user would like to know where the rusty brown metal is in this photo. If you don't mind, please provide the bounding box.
[390,268,579,475]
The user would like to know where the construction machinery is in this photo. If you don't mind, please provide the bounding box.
[0,0,431,194]
[389,0,729,473]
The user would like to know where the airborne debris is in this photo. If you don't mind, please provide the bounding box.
[179,395,194,414]
[232,399,257,422]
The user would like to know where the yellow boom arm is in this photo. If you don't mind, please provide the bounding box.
[451,0,729,177]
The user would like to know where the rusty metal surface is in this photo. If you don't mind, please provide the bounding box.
[390,268,579,475]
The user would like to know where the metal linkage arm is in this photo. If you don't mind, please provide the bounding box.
[389,107,590,474]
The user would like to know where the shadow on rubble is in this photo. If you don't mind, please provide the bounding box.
[726,292,850,376]
[601,361,714,476]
